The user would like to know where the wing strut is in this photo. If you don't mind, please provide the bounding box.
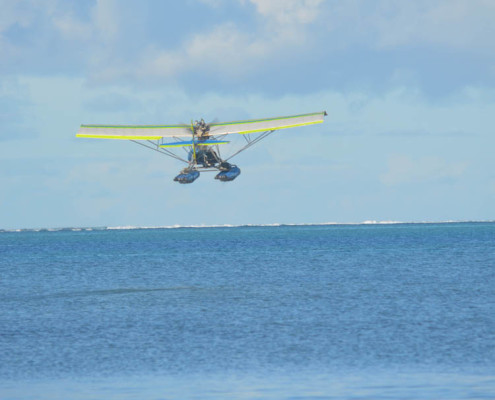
[130,140,189,163]
[224,130,275,162]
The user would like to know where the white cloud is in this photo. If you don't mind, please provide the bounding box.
[3,0,495,86]
[0,79,34,140]
[87,0,495,84]
[92,0,120,43]
[85,0,325,83]
[52,14,91,41]
[50,0,119,43]
[246,0,324,25]
[0,0,45,32]
[0,0,52,62]
[329,0,495,52]
[197,0,225,6]
[380,155,468,186]
[138,22,276,80]
[48,0,114,38]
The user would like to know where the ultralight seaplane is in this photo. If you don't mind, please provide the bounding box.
[76,111,326,183]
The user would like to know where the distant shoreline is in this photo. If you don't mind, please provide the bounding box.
[2,220,494,233]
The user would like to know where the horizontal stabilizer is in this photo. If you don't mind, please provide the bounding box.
[160,140,230,148]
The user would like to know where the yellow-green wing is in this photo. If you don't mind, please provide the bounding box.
[76,124,191,140]
[208,111,326,136]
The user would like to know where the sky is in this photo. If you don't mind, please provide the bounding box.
[1,0,494,229]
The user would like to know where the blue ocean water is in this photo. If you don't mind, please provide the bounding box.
[1,222,494,399]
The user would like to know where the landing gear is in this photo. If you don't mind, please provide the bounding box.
[173,168,200,184]
[215,164,241,182]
